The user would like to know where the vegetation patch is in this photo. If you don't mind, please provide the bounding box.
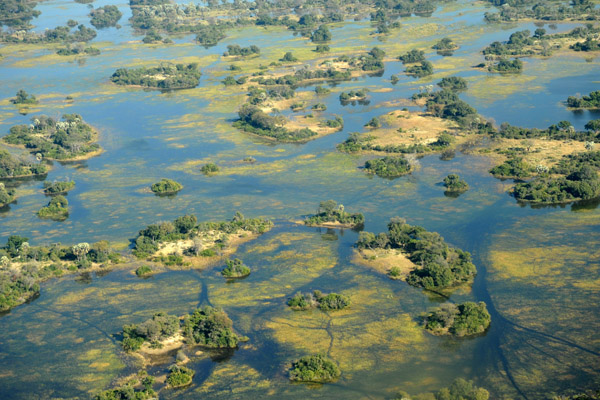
[443,174,469,193]
[422,301,491,336]
[37,195,69,221]
[221,258,251,278]
[150,178,183,195]
[111,63,201,90]
[364,156,412,178]
[287,290,350,311]
[43,180,75,195]
[304,200,364,228]
[289,354,340,383]
[166,365,194,388]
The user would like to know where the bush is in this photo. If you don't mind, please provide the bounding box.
[43,180,75,195]
[89,5,122,29]
[221,258,251,278]
[423,301,491,336]
[304,200,364,227]
[135,265,152,276]
[289,354,340,383]
[201,163,220,175]
[166,365,194,388]
[317,293,350,311]
[443,174,469,192]
[398,49,425,64]
[405,61,433,78]
[150,178,183,194]
[364,156,411,178]
[37,195,69,220]
[183,306,240,348]
[10,89,38,105]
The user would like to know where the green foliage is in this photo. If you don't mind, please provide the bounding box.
[183,306,240,348]
[443,174,469,192]
[339,89,367,102]
[234,104,317,142]
[135,265,152,276]
[94,381,155,400]
[337,132,431,154]
[317,293,350,311]
[280,51,298,62]
[43,180,75,195]
[315,85,330,95]
[287,292,316,310]
[0,183,15,207]
[2,114,99,160]
[438,76,467,91]
[405,60,433,77]
[423,301,491,336]
[398,49,425,64]
[488,58,523,74]
[89,5,122,28]
[418,89,478,124]
[311,25,331,42]
[0,0,41,29]
[358,217,477,289]
[304,200,365,227]
[37,195,69,220]
[364,156,411,178]
[56,45,101,56]
[365,117,381,128]
[200,163,220,175]
[10,89,38,105]
[224,44,259,57]
[483,30,534,57]
[221,258,251,278]
[150,178,183,194]
[111,63,201,90]
[567,91,600,109]
[0,24,97,44]
[121,312,180,351]
[433,37,456,51]
[167,365,194,388]
[288,290,349,311]
[315,44,330,53]
[289,354,341,383]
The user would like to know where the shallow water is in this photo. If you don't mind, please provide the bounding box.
[0,0,599,398]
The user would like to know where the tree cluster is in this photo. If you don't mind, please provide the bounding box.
[111,63,202,90]
[304,200,365,228]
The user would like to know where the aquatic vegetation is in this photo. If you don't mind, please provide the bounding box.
[304,200,365,228]
[10,89,38,105]
[2,114,101,161]
[150,178,183,195]
[422,301,491,336]
[221,258,251,278]
[289,354,341,383]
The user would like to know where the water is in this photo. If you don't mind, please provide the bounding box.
[0,0,599,398]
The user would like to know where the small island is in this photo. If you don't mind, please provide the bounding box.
[200,162,219,175]
[150,178,183,195]
[43,180,75,195]
[135,265,154,277]
[339,89,368,103]
[356,217,476,292]
[167,365,195,388]
[433,37,458,55]
[287,290,350,311]
[2,114,101,161]
[10,89,38,105]
[405,60,433,78]
[304,200,365,229]
[289,354,341,383]
[567,90,600,110]
[443,174,469,193]
[364,156,412,178]
[221,258,251,278]
[37,195,69,221]
[89,5,122,29]
[0,183,15,208]
[111,63,202,90]
[422,301,491,336]
[398,49,425,64]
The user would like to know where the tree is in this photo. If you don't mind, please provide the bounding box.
[72,242,90,261]
[311,25,332,42]
[585,119,600,134]
[318,200,338,216]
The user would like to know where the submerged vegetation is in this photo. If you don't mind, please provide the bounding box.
[2,114,100,161]
[304,200,365,228]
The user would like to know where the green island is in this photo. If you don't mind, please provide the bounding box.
[110,63,202,90]
[0,148,47,178]
[567,90,600,110]
[135,265,153,277]
[10,89,38,105]
[422,301,491,337]
[89,5,122,29]
[303,200,365,229]
[56,44,101,56]
[394,378,490,400]
[167,364,195,388]
[2,114,101,161]
[0,236,120,311]
[0,182,15,208]
[287,290,350,311]
[43,180,75,195]
[398,49,426,64]
[150,178,183,195]
[37,195,69,221]
[443,174,469,193]
[433,37,458,55]
[223,44,259,57]
[356,217,476,292]
[0,24,97,44]
[289,354,341,383]
[200,162,219,175]
[221,258,251,278]
[405,60,434,78]
[133,212,273,268]
[364,156,412,178]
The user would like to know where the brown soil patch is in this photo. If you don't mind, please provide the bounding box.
[352,248,416,280]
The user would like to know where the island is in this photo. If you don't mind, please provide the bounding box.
[433,37,458,56]
[43,180,75,195]
[0,149,47,178]
[2,114,101,161]
[289,354,341,383]
[303,200,365,229]
[0,183,15,208]
[422,301,491,336]
[132,212,273,269]
[567,90,600,110]
[364,156,412,178]
[221,258,251,278]
[10,89,38,105]
[89,5,122,29]
[110,63,202,90]
[150,178,183,195]
[200,162,219,175]
[355,217,476,292]
[37,195,69,221]
[405,60,433,78]
[443,174,469,194]
[287,290,350,311]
